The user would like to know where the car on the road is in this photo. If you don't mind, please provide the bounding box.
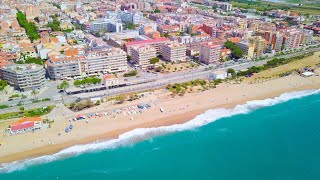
[8,98,13,101]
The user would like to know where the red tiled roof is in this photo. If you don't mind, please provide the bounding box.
[11,122,34,131]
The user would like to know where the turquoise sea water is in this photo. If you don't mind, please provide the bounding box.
[1,90,320,179]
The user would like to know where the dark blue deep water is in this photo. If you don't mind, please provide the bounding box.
[1,91,320,179]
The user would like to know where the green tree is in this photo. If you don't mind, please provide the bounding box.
[150,57,160,64]
[19,107,25,112]
[47,15,60,31]
[224,41,243,59]
[31,89,39,100]
[123,70,138,77]
[58,80,69,90]
[227,68,236,78]
[127,55,132,61]
[16,11,40,41]
[25,57,43,65]
[115,95,126,104]
[124,22,135,30]
[0,80,7,91]
[154,7,161,13]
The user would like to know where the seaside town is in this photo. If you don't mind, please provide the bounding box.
[0,0,320,165]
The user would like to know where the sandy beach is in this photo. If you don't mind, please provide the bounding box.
[1,72,320,164]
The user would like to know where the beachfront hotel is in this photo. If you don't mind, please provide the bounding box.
[0,63,46,91]
[131,45,157,69]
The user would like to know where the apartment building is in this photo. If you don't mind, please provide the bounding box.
[46,55,83,80]
[0,64,45,91]
[199,42,221,64]
[264,31,283,52]
[282,29,303,50]
[107,22,123,33]
[131,45,157,69]
[161,43,187,62]
[236,42,255,59]
[249,36,265,57]
[90,20,108,33]
[86,46,128,74]
[178,35,193,44]
[25,5,40,20]
[124,37,170,55]
[301,29,313,45]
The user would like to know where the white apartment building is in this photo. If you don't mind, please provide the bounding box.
[90,20,108,33]
[46,56,82,80]
[199,42,221,64]
[283,29,303,50]
[86,46,128,74]
[161,43,187,62]
[0,64,46,91]
[178,36,193,44]
[131,45,157,69]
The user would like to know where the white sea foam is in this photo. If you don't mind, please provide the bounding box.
[0,89,319,174]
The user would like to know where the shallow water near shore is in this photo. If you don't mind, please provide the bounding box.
[1,90,320,179]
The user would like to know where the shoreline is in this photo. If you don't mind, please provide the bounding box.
[1,74,320,165]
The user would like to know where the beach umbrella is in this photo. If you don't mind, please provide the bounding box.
[69,124,73,130]
[65,127,69,133]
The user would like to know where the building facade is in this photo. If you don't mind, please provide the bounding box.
[282,29,303,50]
[86,46,128,74]
[46,57,82,80]
[199,42,221,64]
[161,43,187,62]
[0,64,46,91]
[125,37,170,55]
[236,42,255,59]
[131,45,157,69]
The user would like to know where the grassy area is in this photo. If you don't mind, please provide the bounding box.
[9,94,20,98]
[250,51,320,79]
[0,105,9,109]
[0,80,7,91]
[231,0,320,15]
[124,70,138,77]
[0,106,55,120]
[236,52,315,77]
[74,76,102,87]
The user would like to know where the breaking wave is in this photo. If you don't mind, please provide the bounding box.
[1,89,319,174]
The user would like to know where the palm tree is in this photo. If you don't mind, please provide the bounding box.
[31,89,39,100]
[59,80,69,103]
[59,80,69,92]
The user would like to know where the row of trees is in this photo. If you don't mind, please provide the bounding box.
[47,15,60,31]
[235,52,314,77]
[224,41,243,59]
[16,11,40,42]
[74,77,102,87]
